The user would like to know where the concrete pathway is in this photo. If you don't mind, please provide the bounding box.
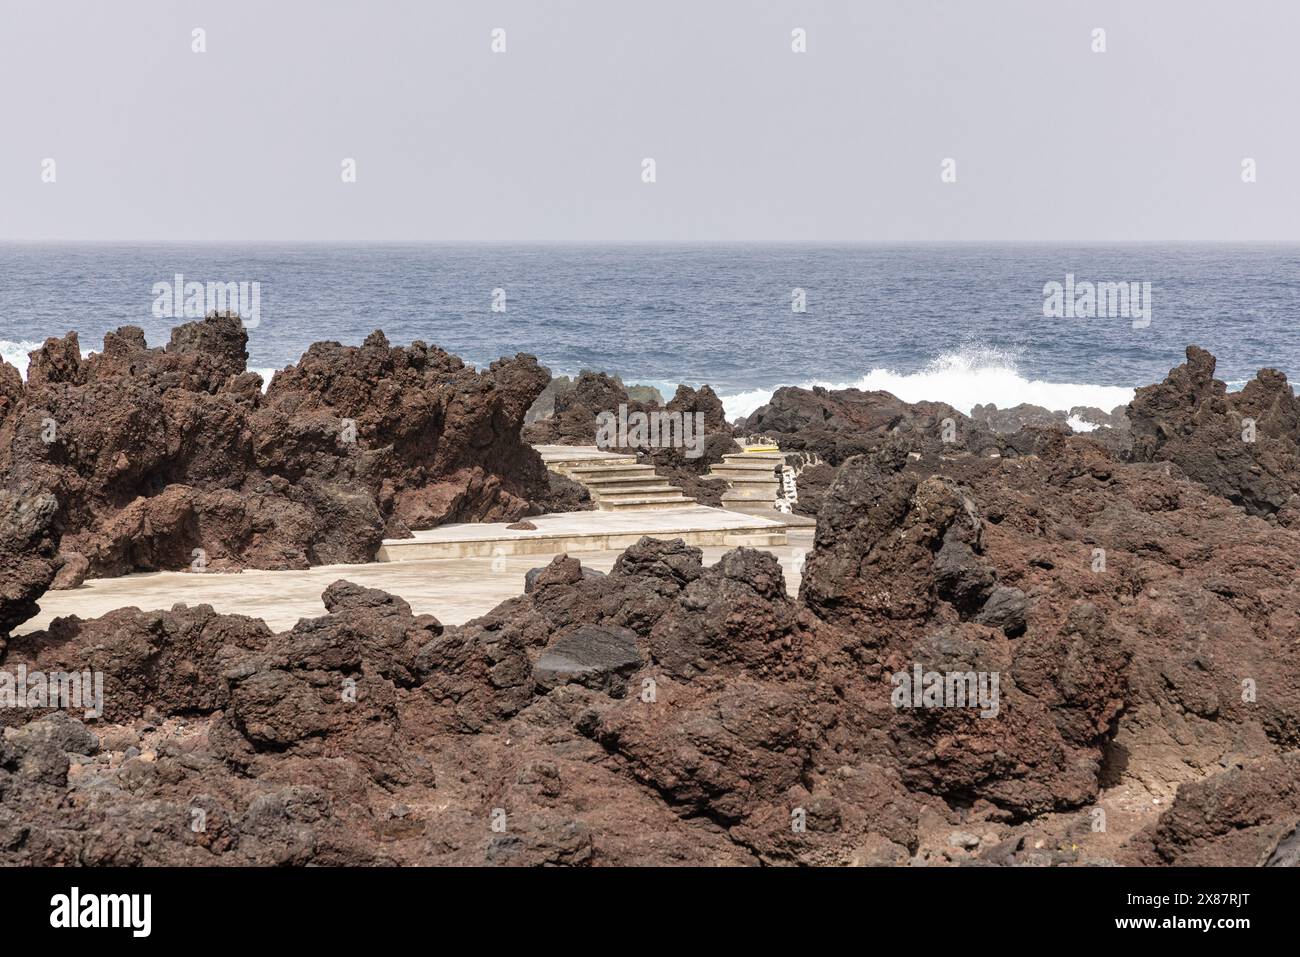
[16,531,815,636]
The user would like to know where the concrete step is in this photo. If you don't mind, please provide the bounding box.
[599,502,695,512]
[547,454,638,472]
[706,531,786,546]
[590,484,680,498]
[564,463,657,478]
[536,443,700,510]
[718,501,783,517]
[707,471,778,483]
[589,487,677,500]
[578,470,662,486]
[722,487,778,502]
[535,445,638,466]
[717,459,782,471]
[597,494,694,511]
[764,511,818,528]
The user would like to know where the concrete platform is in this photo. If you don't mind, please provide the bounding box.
[764,510,819,528]
[376,505,786,561]
[15,531,815,635]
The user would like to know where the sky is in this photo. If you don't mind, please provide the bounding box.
[1,0,1296,241]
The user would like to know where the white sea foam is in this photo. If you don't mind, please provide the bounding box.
[0,340,42,379]
[719,348,1136,424]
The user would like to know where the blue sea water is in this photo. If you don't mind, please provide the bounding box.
[2,243,1297,420]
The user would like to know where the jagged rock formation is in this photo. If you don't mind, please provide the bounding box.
[522,371,654,447]
[0,315,572,585]
[638,386,737,508]
[739,385,1055,516]
[1128,345,1300,526]
[787,463,837,518]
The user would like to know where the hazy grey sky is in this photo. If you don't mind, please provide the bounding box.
[2,0,1296,241]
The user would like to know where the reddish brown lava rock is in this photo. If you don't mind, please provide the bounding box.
[1,345,1298,866]
[1128,344,1300,525]
[0,315,574,583]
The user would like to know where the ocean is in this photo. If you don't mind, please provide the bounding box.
[2,243,1297,421]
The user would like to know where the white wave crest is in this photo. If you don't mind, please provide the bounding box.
[0,340,42,380]
[720,348,1135,424]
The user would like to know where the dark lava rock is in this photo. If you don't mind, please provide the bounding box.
[533,623,643,695]
[1128,345,1300,525]
[0,491,59,643]
[973,585,1030,637]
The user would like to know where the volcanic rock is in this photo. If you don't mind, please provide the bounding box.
[0,491,59,645]
[0,316,568,598]
[1131,752,1300,865]
[1128,345,1300,524]
[970,402,1129,437]
[533,623,642,695]
[522,371,647,447]
[524,558,605,594]
[739,385,1007,465]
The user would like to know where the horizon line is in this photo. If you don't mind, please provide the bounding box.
[3,238,1300,246]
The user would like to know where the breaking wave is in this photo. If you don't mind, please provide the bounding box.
[0,340,42,379]
[719,348,1136,423]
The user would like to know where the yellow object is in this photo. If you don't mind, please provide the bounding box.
[744,445,780,453]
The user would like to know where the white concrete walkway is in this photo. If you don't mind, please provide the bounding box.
[15,531,814,635]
